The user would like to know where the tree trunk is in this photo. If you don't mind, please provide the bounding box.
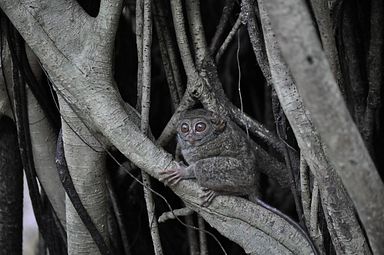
[60,98,109,255]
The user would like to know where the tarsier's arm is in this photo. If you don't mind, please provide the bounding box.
[159,161,218,205]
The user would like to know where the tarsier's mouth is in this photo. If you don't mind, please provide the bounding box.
[187,138,201,145]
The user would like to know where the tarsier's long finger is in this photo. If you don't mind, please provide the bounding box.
[200,195,214,206]
[167,175,181,185]
[159,169,177,175]
[159,175,171,183]
[199,190,213,198]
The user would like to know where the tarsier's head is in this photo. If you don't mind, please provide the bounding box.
[177,109,226,147]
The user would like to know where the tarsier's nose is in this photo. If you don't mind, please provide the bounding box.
[186,135,195,145]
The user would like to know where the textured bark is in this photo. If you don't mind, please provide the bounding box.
[185,0,208,67]
[138,0,163,253]
[262,0,384,254]
[0,115,23,255]
[258,1,371,254]
[60,98,109,255]
[0,43,13,118]
[28,87,66,228]
[310,0,343,94]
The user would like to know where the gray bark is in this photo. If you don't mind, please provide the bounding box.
[310,0,344,94]
[60,98,109,255]
[25,50,66,227]
[262,0,384,254]
[28,88,66,227]
[258,1,371,254]
[0,46,13,118]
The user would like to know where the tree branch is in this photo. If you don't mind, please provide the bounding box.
[209,0,236,55]
[138,0,164,253]
[258,1,372,253]
[97,0,123,35]
[135,0,144,109]
[185,0,208,67]
[242,0,272,86]
[169,0,198,80]
[215,15,241,63]
[153,0,184,107]
[309,0,344,95]
[262,0,384,253]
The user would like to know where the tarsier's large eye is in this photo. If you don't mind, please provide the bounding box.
[195,122,206,132]
[180,123,189,133]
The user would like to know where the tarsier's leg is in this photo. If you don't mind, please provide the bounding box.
[159,162,196,185]
[199,187,218,206]
[193,156,255,194]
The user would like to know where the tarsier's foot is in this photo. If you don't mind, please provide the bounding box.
[199,187,217,206]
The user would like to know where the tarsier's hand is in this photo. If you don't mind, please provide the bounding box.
[159,162,187,186]
[159,162,217,206]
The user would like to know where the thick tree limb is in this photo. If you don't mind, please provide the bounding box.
[262,0,384,254]
[56,127,109,255]
[258,1,371,254]
[60,98,109,255]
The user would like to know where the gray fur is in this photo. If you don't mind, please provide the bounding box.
[160,109,259,203]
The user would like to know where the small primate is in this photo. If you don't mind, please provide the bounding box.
[159,109,318,254]
[160,109,259,205]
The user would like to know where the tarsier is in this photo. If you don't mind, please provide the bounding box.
[160,109,259,205]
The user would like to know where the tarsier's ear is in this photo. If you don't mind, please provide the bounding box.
[210,114,226,132]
